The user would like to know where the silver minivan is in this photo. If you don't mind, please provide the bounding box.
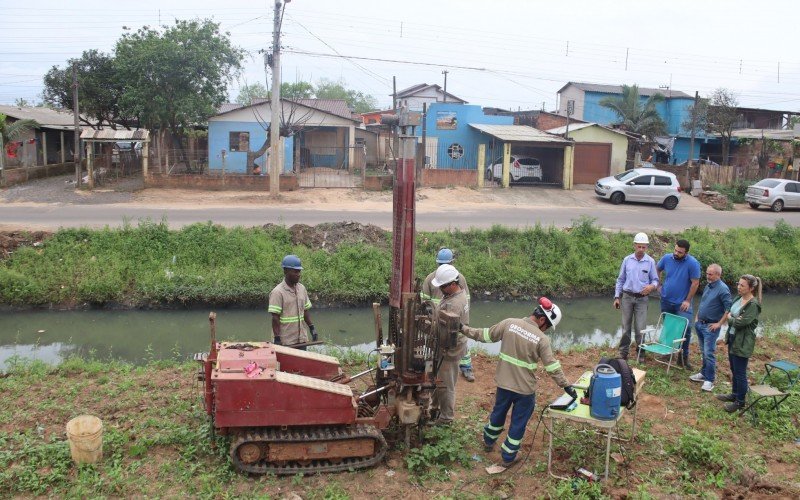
[745,179,800,212]
[595,168,682,210]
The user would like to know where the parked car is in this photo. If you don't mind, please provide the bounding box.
[595,168,682,210]
[485,155,542,183]
[677,158,720,167]
[745,178,800,212]
[111,142,142,166]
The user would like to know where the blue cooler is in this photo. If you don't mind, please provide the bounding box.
[590,364,622,420]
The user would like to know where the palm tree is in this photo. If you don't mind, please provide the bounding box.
[599,85,667,139]
[0,112,40,147]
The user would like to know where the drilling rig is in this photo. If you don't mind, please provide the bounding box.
[196,107,457,474]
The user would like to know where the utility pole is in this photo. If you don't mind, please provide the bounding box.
[72,62,81,187]
[392,76,397,111]
[688,91,699,168]
[441,70,448,103]
[269,1,284,195]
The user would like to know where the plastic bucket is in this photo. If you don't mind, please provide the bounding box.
[65,415,103,464]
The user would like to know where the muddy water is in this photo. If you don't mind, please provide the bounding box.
[1,294,798,369]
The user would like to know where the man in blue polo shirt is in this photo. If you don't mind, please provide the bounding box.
[657,239,701,370]
[689,263,732,392]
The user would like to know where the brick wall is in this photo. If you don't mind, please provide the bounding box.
[145,173,299,191]
[420,168,478,187]
[0,163,76,188]
[535,114,569,131]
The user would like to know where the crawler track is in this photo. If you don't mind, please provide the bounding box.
[230,424,387,475]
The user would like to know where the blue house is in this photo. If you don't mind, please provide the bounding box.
[556,82,703,163]
[423,103,512,169]
[207,99,362,173]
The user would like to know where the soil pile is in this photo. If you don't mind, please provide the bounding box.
[277,221,390,251]
[0,231,49,259]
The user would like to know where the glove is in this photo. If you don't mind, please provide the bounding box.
[309,324,318,342]
[564,386,578,400]
[273,336,282,345]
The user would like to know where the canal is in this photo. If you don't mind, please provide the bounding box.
[2,294,798,369]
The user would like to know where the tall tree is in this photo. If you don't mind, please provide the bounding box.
[315,78,377,113]
[42,50,125,129]
[115,19,244,160]
[281,81,314,100]
[236,82,268,105]
[705,88,739,166]
[599,84,667,140]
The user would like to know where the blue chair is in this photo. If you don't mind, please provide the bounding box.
[637,313,689,373]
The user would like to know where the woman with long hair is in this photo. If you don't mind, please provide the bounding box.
[716,274,762,413]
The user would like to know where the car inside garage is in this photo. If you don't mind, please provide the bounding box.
[470,124,572,188]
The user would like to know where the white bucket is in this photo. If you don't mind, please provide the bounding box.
[65,415,103,464]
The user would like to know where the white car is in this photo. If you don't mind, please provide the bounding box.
[745,179,800,212]
[485,155,542,183]
[595,168,682,210]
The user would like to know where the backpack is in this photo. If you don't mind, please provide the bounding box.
[599,357,637,409]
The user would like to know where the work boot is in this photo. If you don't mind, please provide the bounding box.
[724,401,745,413]
[461,367,475,382]
[715,393,736,402]
[483,441,495,453]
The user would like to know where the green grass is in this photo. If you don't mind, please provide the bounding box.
[2,218,800,307]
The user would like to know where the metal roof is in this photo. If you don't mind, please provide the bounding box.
[80,129,150,141]
[730,128,796,140]
[546,122,629,137]
[469,124,571,144]
[557,82,692,99]
[0,104,81,129]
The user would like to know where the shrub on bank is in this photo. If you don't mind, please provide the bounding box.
[1,218,798,307]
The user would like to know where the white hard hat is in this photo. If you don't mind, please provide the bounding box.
[545,304,563,329]
[633,232,649,245]
[431,264,459,287]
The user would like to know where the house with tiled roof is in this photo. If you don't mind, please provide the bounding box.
[208,98,366,174]
[394,83,466,111]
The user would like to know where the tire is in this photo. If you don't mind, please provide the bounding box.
[748,202,759,209]
[610,192,625,205]
[771,199,784,212]
[484,168,492,181]
[532,177,542,183]
[663,196,679,210]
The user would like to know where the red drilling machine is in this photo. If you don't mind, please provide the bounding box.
[196,108,459,475]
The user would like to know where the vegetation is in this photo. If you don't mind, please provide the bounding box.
[43,49,126,129]
[114,19,244,140]
[0,113,40,147]
[706,88,739,166]
[599,84,667,139]
[0,330,796,497]
[2,218,800,307]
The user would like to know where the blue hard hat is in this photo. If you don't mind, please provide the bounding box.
[436,248,454,264]
[281,254,303,270]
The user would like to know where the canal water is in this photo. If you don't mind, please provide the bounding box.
[1,294,798,370]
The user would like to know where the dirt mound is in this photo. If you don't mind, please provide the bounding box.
[0,231,50,259]
[274,222,390,251]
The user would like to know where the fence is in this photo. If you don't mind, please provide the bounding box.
[86,147,143,187]
[297,146,365,188]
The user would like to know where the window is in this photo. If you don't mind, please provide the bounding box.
[631,175,653,186]
[448,143,464,159]
[229,131,250,152]
[785,182,798,193]
[654,176,672,186]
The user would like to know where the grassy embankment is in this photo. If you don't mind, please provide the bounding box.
[1,328,798,498]
[1,217,800,307]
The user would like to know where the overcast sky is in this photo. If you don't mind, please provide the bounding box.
[2,0,798,113]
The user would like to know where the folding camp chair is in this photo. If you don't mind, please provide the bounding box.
[740,359,798,421]
[637,312,689,373]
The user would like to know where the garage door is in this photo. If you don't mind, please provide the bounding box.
[573,143,611,185]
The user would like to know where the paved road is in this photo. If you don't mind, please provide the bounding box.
[1,202,798,232]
